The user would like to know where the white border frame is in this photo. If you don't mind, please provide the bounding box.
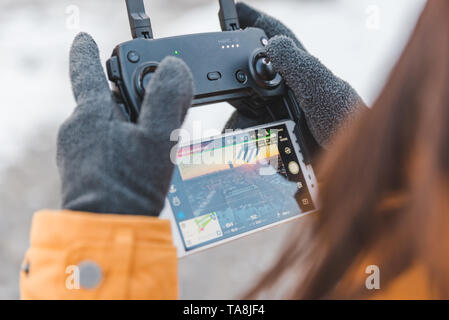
[159,120,319,257]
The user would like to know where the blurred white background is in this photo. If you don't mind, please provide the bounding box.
[0,0,425,299]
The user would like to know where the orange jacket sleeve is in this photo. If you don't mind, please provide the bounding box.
[21,210,435,300]
[20,210,178,300]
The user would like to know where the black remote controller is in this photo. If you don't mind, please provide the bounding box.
[106,0,318,164]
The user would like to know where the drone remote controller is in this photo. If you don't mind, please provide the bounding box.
[106,0,317,164]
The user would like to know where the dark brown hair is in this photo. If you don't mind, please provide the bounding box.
[249,0,449,299]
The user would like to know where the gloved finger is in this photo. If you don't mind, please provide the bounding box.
[69,32,112,115]
[236,2,306,51]
[138,56,194,137]
[236,2,261,28]
[266,35,366,147]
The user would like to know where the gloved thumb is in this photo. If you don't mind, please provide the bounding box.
[134,57,194,215]
[236,2,306,51]
[138,56,194,138]
[266,35,366,147]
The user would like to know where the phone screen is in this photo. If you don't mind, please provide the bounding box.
[167,123,316,251]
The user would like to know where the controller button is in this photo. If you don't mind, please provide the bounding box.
[261,37,269,46]
[236,70,248,83]
[127,51,140,63]
[207,72,222,81]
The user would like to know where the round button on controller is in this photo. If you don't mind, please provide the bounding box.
[127,51,140,63]
[236,70,247,83]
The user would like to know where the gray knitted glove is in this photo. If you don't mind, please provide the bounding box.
[57,32,194,216]
[226,2,366,147]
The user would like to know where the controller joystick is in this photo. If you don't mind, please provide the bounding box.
[254,56,276,81]
[134,62,158,97]
[249,51,282,89]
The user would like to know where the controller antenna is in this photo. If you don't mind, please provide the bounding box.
[219,0,240,31]
[125,0,153,39]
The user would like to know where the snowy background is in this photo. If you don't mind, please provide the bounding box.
[0,0,425,299]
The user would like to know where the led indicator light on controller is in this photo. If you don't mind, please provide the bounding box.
[174,50,180,55]
[221,44,240,49]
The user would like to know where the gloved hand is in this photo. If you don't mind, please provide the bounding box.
[226,2,366,148]
[57,32,194,216]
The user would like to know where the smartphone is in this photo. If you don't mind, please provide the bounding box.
[159,120,319,257]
